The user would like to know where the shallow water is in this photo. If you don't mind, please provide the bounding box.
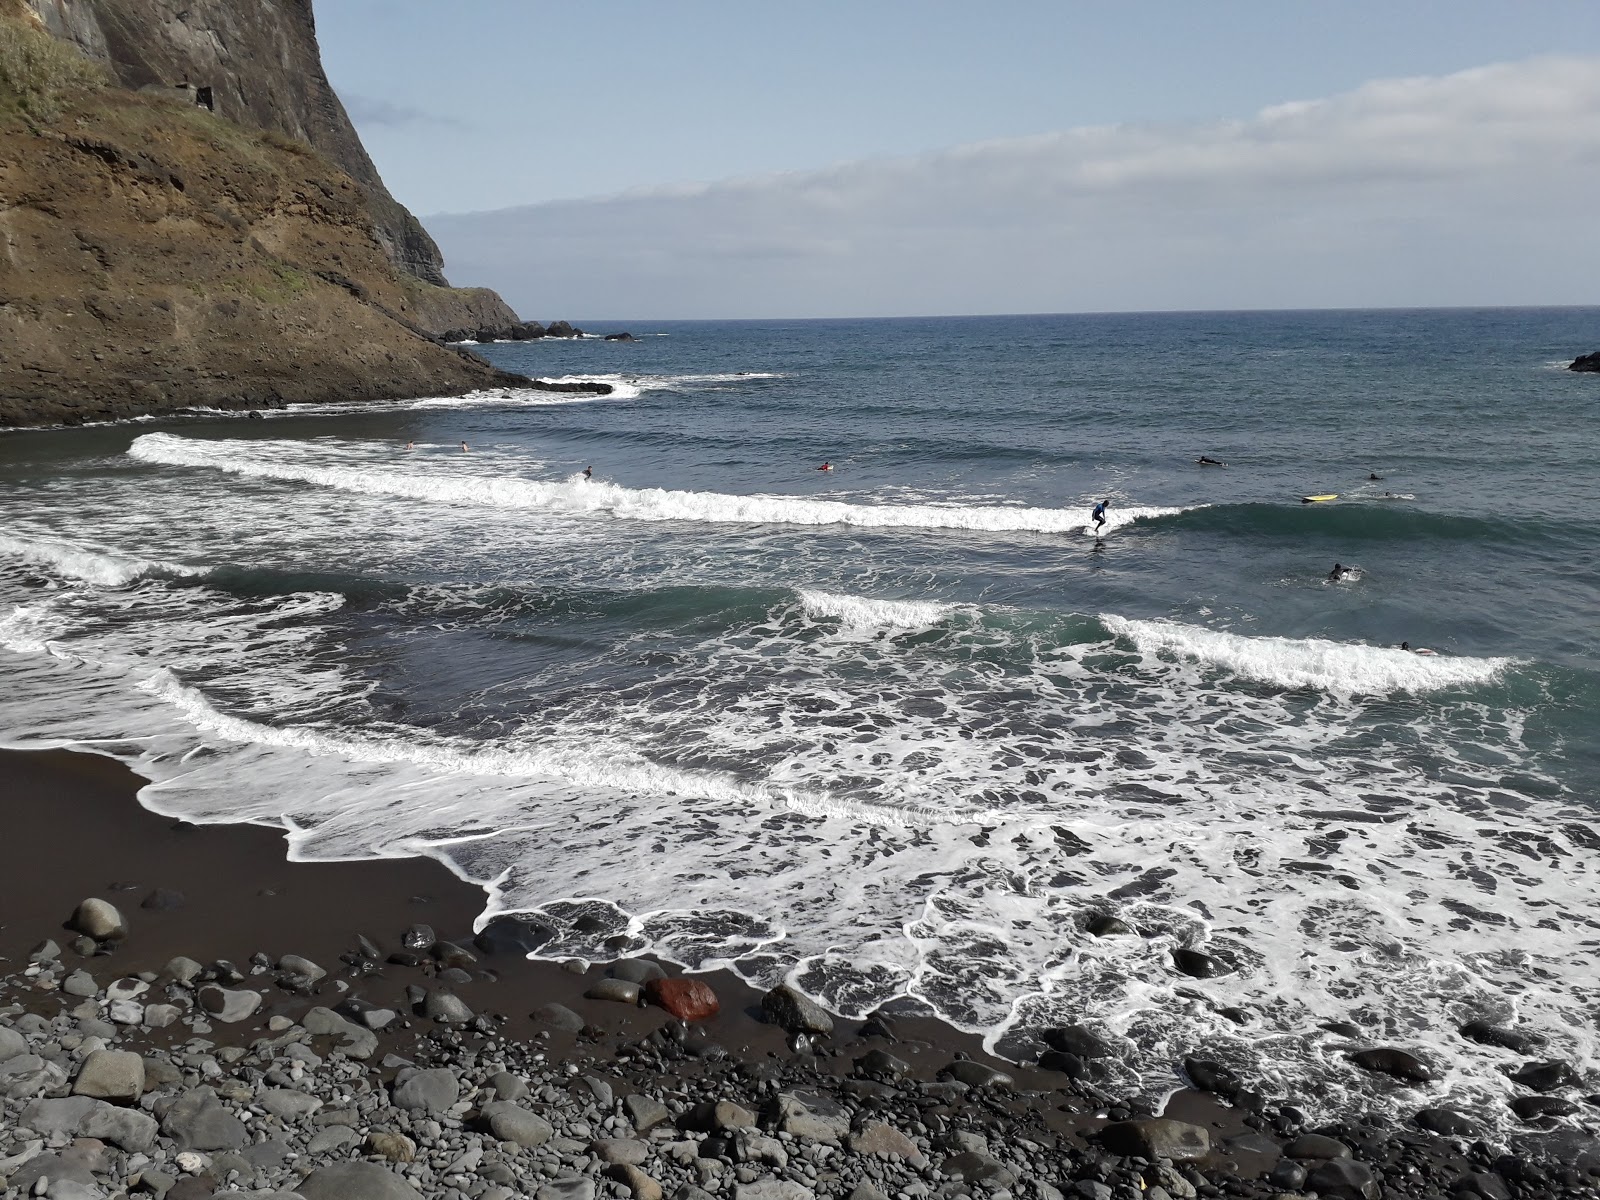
[2,308,1597,1125]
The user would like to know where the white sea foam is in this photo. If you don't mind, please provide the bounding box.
[127,434,1194,536]
[798,589,956,631]
[1103,615,1510,695]
[0,532,201,588]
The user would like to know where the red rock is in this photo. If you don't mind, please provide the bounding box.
[645,977,719,1021]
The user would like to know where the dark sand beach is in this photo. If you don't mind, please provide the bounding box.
[3,747,1595,1198]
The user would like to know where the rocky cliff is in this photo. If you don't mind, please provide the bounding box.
[20,0,520,332]
[0,0,541,426]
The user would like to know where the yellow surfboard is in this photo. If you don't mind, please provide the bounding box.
[1301,494,1339,503]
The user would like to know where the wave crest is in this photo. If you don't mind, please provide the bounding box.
[1103,615,1511,695]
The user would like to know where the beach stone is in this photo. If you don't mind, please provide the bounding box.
[1307,1157,1380,1199]
[854,1048,910,1079]
[538,1174,597,1200]
[431,939,477,968]
[488,1070,528,1101]
[937,1059,1013,1088]
[364,1131,417,1162]
[473,915,552,956]
[161,1086,247,1151]
[72,1049,144,1102]
[143,1054,182,1088]
[300,1007,377,1059]
[1349,1047,1433,1082]
[296,1161,424,1200]
[847,1122,922,1162]
[1044,1025,1114,1059]
[20,1095,100,1137]
[401,923,435,951]
[1509,1059,1576,1092]
[480,1101,554,1147]
[422,989,473,1024]
[392,1066,459,1112]
[691,1100,756,1132]
[594,1137,650,1166]
[1459,1021,1544,1054]
[733,1184,813,1200]
[1415,1107,1478,1136]
[144,1003,182,1029]
[586,978,642,1004]
[609,1163,664,1200]
[163,956,205,985]
[624,1093,670,1133]
[259,1088,322,1121]
[69,898,127,941]
[106,977,148,1002]
[1269,1160,1308,1190]
[29,937,61,962]
[197,985,261,1024]
[0,1053,66,1098]
[82,1102,159,1151]
[533,1003,586,1033]
[63,970,99,998]
[1086,913,1136,936]
[108,999,146,1025]
[760,985,834,1036]
[1511,1094,1577,1119]
[939,1151,1017,1187]
[276,954,326,986]
[307,1124,361,1154]
[846,1186,888,1200]
[611,959,667,985]
[1171,948,1228,978]
[1101,1119,1211,1163]
[0,1025,27,1062]
[1286,1134,1351,1160]
[646,978,719,1021]
[7,1146,101,1193]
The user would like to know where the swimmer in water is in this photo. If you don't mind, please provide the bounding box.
[404,440,414,451]
[460,441,469,452]
[1196,456,1226,467]
[1329,562,1346,581]
[1369,472,1383,481]
[817,461,834,472]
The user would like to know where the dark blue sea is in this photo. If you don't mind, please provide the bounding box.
[2,307,1597,1122]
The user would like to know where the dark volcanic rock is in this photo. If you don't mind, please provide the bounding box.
[1307,1157,1381,1199]
[473,915,553,956]
[1349,1046,1434,1082]
[760,984,833,1036]
[604,332,637,342]
[1183,1056,1241,1095]
[1415,1106,1479,1136]
[531,379,614,396]
[1569,351,1600,372]
[1100,1118,1210,1162]
[1508,1059,1576,1092]
[1459,1020,1545,1054]
[1085,912,1136,936]
[1511,1094,1578,1120]
[1172,947,1229,978]
[1043,1024,1113,1059]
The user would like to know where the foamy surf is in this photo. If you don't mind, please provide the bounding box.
[127,434,1195,536]
[0,532,202,589]
[798,589,957,631]
[1103,615,1511,695]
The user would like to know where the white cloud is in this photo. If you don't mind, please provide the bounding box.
[426,56,1600,319]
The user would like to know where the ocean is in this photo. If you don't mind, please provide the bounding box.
[2,307,1597,1124]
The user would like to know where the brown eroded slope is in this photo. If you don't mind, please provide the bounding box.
[0,26,524,426]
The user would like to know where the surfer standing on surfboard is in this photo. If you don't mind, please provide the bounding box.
[1091,499,1110,533]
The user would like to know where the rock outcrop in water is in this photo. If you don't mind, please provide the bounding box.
[1570,351,1600,372]
[0,0,546,426]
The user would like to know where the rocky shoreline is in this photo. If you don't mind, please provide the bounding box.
[0,750,1596,1200]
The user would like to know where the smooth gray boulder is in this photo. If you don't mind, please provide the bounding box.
[72,1048,144,1103]
[161,1085,248,1151]
[301,1006,378,1059]
[392,1066,460,1113]
[1100,1118,1211,1163]
[198,984,262,1023]
[423,989,473,1024]
[260,1088,323,1121]
[480,1100,554,1148]
[761,984,834,1036]
[296,1161,425,1200]
[0,1025,27,1062]
[69,897,127,941]
[585,978,642,1004]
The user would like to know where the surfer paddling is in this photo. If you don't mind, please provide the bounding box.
[817,461,834,472]
[1196,456,1226,467]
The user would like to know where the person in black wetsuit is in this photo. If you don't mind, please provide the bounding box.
[1329,562,1347,581]
[582,465,593,480]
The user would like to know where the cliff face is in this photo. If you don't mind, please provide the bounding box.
[0,79,526,426]
[22,0,520,331]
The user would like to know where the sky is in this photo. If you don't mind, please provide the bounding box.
[317,2,1600,319]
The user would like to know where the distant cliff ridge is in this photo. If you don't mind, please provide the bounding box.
[21,0,520,331]
[0,0,544,425]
